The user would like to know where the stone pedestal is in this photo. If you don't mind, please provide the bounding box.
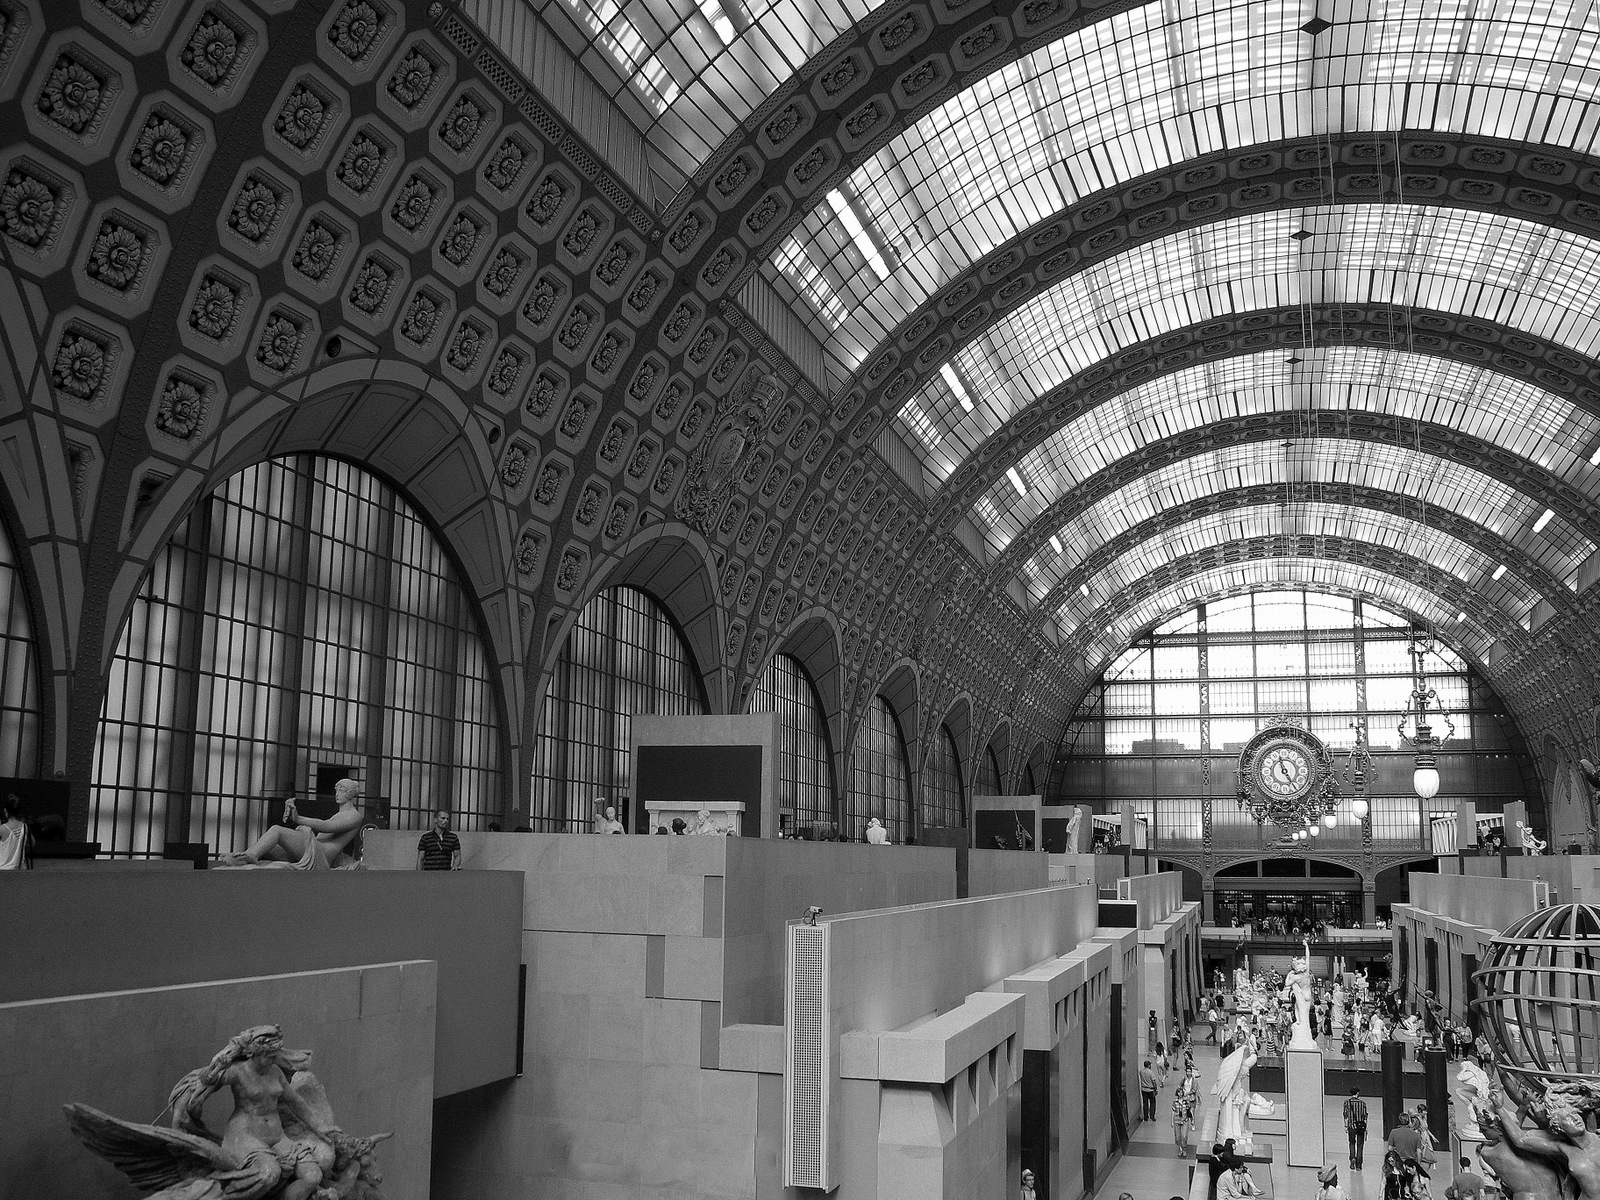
[644,798,745,834]
[1285,1047,1326,1168]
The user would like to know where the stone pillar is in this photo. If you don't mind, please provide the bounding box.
[1202,879,1216,923]
[1362,882,1377,926]
[1285,1047,1327,1167]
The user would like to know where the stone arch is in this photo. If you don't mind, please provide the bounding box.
[67,361,525,822]
[753,608,847,811]
[547,521,728,715]
[980,717,1012,794]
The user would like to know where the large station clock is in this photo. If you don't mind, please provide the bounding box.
[1235,718,1336,825]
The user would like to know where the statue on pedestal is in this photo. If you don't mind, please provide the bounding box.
[65,1024,390,1200]
[1213,1037,1258,1150]
[1063,806,1083,853]
[1454,1057,1492,1140]
[1282,939,1317,1050]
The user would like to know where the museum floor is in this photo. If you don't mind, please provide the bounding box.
[1105,1043,1404,1200]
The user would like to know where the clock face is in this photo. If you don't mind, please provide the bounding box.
[1255,740,1315,799]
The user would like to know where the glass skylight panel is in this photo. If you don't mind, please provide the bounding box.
[889,206,1600,480]
[972,346,1600,554]
[541,0,878,189]
[1013,440,1593,605]
[1080,560,1498,672]
[764,0,1600,374]
[1056,503,1533,635]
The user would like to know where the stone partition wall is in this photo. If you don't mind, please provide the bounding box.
[3,868,521,1097]
[969,846,1052,898]
[2,962,437,1200]
[370,831,1121,1198]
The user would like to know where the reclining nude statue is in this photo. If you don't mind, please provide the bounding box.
[65,1024,390,1200]
[217,780,364,870]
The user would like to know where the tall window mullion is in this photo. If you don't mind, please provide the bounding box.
[93,456,504,857]
[529,586,707,832]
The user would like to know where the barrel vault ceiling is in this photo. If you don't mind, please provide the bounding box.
[5,0,1600,811]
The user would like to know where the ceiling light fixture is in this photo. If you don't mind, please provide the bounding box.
[1456,610,1467,623]
[1050,535,1063,554]
[1590,445,1600,466]
[826,190,890,282]
[1534,508,1555,533]
[1398,631,1455,801]
[1007,467,1027,497]
[940,363,974,413]
[1080,584,1090,598]
[1492,564,1508,581]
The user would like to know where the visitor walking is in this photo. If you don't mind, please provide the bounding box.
[1344,1087,1369,1168]
[1139,1058,1158,1120]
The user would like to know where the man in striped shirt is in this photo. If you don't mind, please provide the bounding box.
[417,809,461,871]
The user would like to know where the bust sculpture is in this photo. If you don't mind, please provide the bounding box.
[866,817,888,845]
[65,1024,390,1199]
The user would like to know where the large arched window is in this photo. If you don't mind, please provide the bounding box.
[0,514,40,775]
[530,585,705,831]
[750,653,835,834]
[1023,761,1038,796]
[977,744,1002,795]
[1058,589,1541,851]
[923,724,966,830]
[93,456,505,858]
[846,695,911,843]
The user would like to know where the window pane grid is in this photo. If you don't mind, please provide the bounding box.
[748,653,834,831]
[0,514,41,776]
[92,456,503,858]
[845,695,912,842]
[1056,588,1538,852]
[923,724,966,830]
[529,586,706,831]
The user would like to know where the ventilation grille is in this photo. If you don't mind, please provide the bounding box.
[785,923,829,1189]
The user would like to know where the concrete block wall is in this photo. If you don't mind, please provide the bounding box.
[969,846,1052,898]
[2,962,436,1200]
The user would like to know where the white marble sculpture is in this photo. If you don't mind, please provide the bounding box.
[1282,939,1317,1049]
[1214,1038,1258,1150]
[1063,806,1083,853]
[65,1024,390,1200]
[1455,1058,1493,1140]
[1517,820,1547,855]
[866,818,888,845]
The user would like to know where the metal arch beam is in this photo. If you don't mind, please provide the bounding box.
[785,132,1600,415]
[1041,577,1491,721]
[980,412,1600,578]
[1029,484,1577,622]
[1055,505,1529,632]
[666,8,1600,314]
[920,307,1600,550]
[1063,538,1528,656]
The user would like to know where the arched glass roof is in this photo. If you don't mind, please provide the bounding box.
[896,205,1600,485]
[1082,559,1506,670]
[1015,442,1592,602]
[1055,503,1538,638]
[766,0,1600,368]
[971,346,1600,551]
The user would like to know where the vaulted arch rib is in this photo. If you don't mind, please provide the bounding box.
[960,348,1600,555]
[1029,486,1576,625]
[912,307,1600,542]
[977,416,1600,593]
[1068,548,1530,671]
[896,201,1600,490]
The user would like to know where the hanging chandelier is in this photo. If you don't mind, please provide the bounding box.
[1397,629,1455,800]
[1342,717,1374,823]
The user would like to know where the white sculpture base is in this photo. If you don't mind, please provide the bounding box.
[645,799,745,835]
[1285,1047,1326,1168]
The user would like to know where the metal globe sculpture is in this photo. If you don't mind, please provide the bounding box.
[1472,902,1600,1088]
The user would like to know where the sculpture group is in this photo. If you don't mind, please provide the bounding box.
[65,1024,389,1200]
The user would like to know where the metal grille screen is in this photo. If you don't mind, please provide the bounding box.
[786,924,826,1188]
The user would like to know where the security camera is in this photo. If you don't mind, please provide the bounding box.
[803,906,823,926]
